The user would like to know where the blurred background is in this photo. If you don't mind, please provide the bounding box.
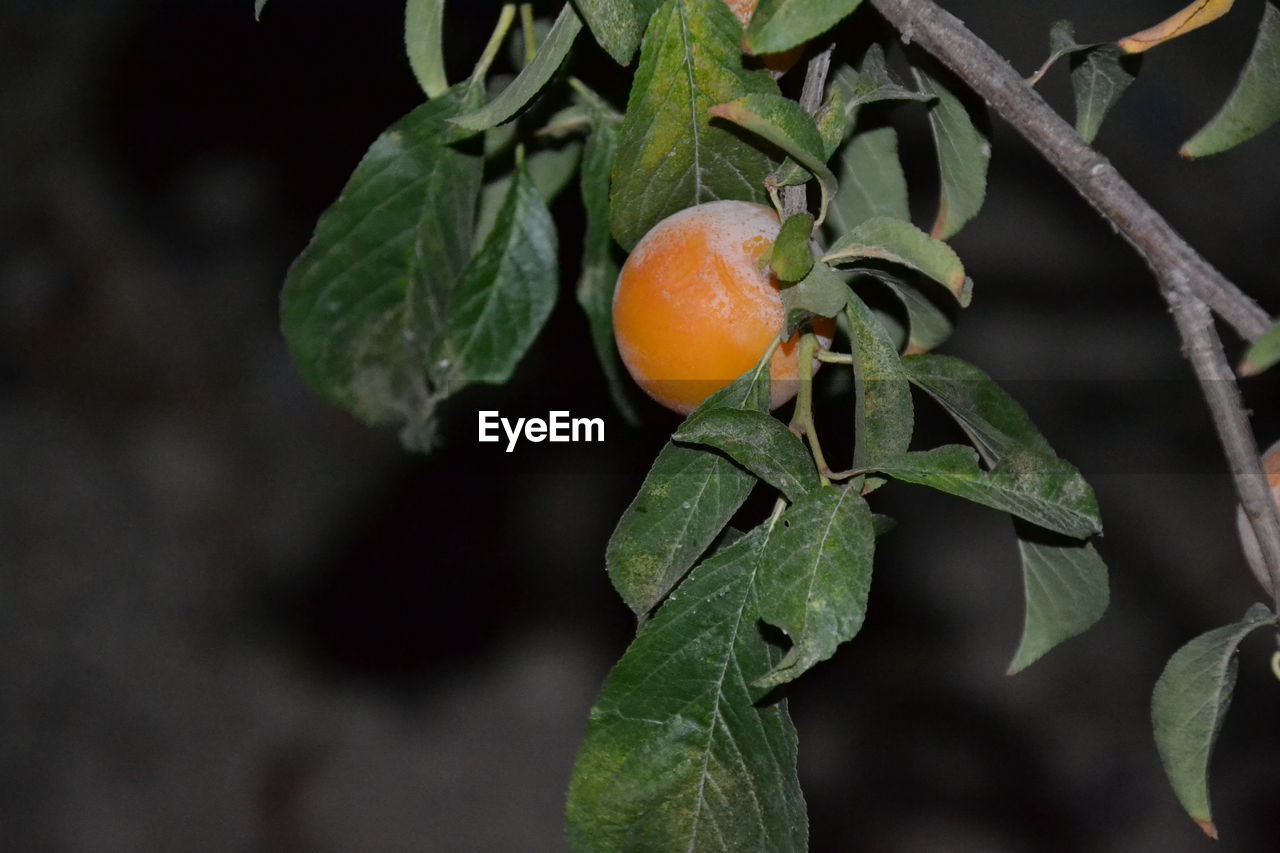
[3,0,1280,850]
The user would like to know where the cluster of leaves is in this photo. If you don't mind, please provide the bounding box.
[1028,0,1280,154]
[1020,0,1280,838]
[265,0,1280,846]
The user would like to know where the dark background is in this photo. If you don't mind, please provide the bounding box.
[4,0,1280,850]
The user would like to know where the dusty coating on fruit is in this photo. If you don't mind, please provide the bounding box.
[613,200,834,414]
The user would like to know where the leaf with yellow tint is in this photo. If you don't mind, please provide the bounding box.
[1119,0,1235,54]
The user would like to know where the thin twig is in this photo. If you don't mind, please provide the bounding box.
[867,0,1280,609]
[868,0,1271,343]
[782,45,835,219]
[1166,282,1280,608]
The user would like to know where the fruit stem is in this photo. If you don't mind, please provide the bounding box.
[470,4,517,87]
[519,3,537,66]
[816,351,853,364]
[794,332,831,486]
[767,495,789,532]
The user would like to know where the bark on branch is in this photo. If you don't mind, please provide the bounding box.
[867,0,1280,604]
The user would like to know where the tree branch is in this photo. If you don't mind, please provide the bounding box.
[868,0,1280,606]
[1166,282,1280,605]
[869,0,1272,343]
[782,45,834,219]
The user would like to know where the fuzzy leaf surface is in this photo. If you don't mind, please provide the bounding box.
[781,265,849,325]
[828,46,932,137]
[574,0,662,65]
[878,276,953,355]
[474,142,581,246]
[709,93,836,225]
[824,215,970,305]
[1007,522,1109,672]
[1070,43,1141,144]
[567,529,807,853]
[847,292,913,467]
[406,0,448,98]
[754,485,876,689]
[576,89,639,422]
[911,58,989,239]
[903,354,1052,461]
[281,91,482,449]
[872,445,1102,539]
[770,213,816,282]
[1182,2,1280,157]
[610,0,777,249]
[825,127,910,238]
[903,354,1108,671]
[453,3,584,132]
[606,370,771,615]
[1033,21,1140,144]
[674,408,819,501]
[744,0,863,55]
[1152,603,1277,837]
[425,155,558,388]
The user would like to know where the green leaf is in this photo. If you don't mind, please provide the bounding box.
[766,90,849,190]
[1182,2,1280,157]
[1028,21,1140,145]
[576,88,640,423]
[871,446,1102,539]
[781,264,849,326]
[610,0,778,250]
[768,46,921,190]
[1238,315,1280,376]
[474,141,582,247]
[1152,603,1278,838]
[828,45,932,135]
[825,127,910,239]
[1006,522,1109,673]
[754,485,876,690]
[425,152,558,389]
[903,354,1108,672]
[574,0,663,65]
[1070,43,1141,145]
[877,276,953,355]
[406,0,449,98]
[767,40,926,192]
[902,353,1052,462]
[1028,20,1096,83]
[254,0,268,21]
[910,57,990,240]
[846,292,913,467]
[606,370,771,615]
[814,85,850,158]
[770,213,815,282]
[674,408,819,501]
[452,3,584,132]
[709,93,837,226]
[567,528,807,853]
[823,215,971,306]
[744,0,863,56]
[281,91,482,450]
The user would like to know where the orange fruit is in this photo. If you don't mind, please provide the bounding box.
[612,200,835,414]
[723,0,805,74]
